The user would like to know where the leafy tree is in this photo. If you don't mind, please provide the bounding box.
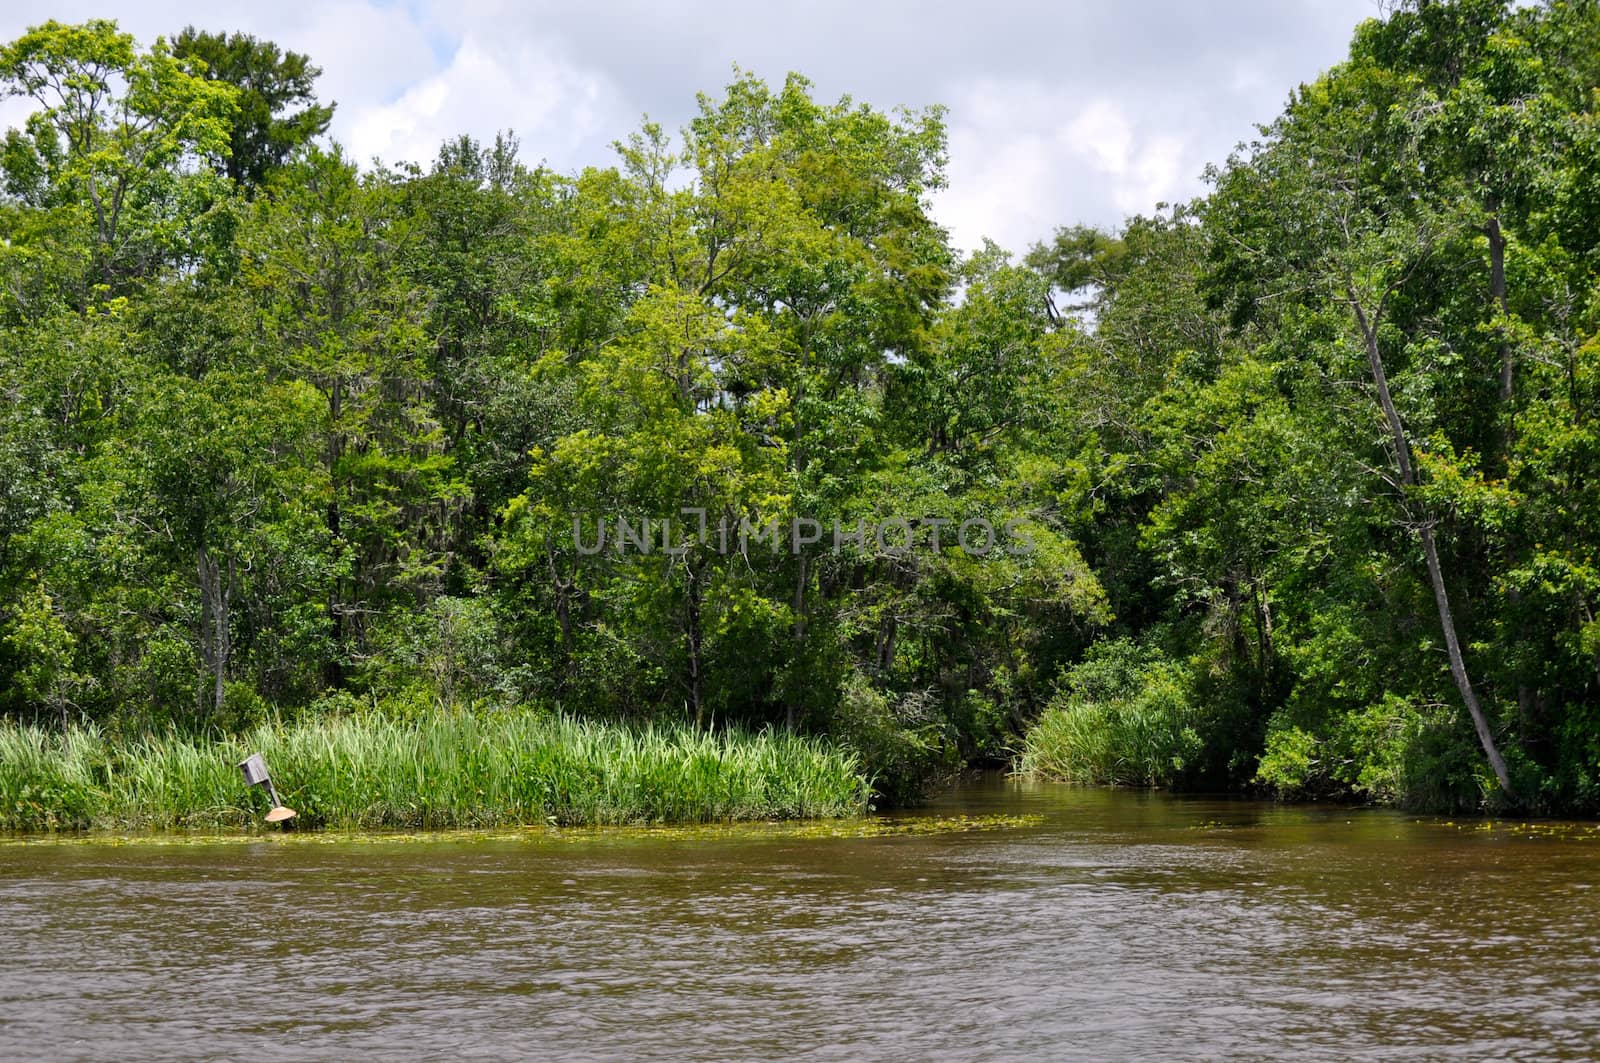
[0,19,236,293]
[242,146,467,687]
[171,27,333,190]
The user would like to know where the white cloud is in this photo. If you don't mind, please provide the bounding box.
[1066,100,1136,176]
[1062,102,1186,216]
[283,2,440,122]
[936,85,1206,256]
[346,35,617,169]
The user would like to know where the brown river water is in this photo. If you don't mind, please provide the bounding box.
[3,776,1599,1061]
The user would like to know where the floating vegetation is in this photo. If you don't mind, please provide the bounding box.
[1427,819,1600,841]
[0,812,1041,847]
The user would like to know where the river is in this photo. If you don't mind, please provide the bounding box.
[2,776,1598,1060]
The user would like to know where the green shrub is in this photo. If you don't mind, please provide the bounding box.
[1019,639,1201,787]
[823,670,956,807]
[362,596,511,709]
[1254,724,1318,797]
[1254,695,1493,811]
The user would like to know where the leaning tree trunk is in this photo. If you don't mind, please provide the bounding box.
[1351,295,1516,797]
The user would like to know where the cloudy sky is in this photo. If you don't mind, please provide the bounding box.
[1,0,1382,253]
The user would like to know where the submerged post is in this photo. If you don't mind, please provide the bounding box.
[238,752,297,824]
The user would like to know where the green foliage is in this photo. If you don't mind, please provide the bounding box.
[1012,0,1600,813]
[820,669,956,806]
[0,713,868,831]
[0,18,238,297]
[2,581,83,725]
[171,27,333,189]
[1254,725,1319,798]
[1020,641,1201,787]
[1255,695,1492,812]
[362,596,515,710]
[6,7,1600,818]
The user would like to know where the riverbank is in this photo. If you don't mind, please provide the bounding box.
[0,714,870,832]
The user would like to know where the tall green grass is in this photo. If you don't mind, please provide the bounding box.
[1019,639,1202,788]
[0,713,869,832]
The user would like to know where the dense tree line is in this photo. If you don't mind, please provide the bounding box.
[2,3,1598,811]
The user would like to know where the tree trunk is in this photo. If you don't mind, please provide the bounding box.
[686,565,705,730]
[196,547,231,719]
[217,557,231,715]
[1351,294,1515,797]
[1487,204,1534,734]
[1486,207,1513,405]
[1419,524,1514,792]
[1249,571,1274,692]
[786,553,808,732]
[876,613,898,675]
[325,377,345,690]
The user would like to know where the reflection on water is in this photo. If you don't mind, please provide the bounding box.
[3,777,1599,1061]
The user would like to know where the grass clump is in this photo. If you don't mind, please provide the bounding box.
[0,712,869,832]
[1019,639,1201,788]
